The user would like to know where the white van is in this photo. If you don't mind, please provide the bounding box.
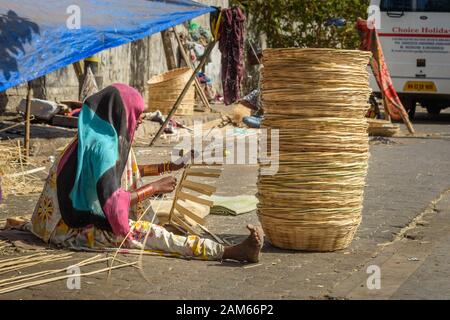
[369,0,450,117]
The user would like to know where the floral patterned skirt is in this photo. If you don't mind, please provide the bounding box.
[29,148,224,261]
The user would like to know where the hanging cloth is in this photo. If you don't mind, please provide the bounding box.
[219,7,246,105]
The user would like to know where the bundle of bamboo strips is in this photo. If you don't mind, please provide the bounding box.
[0,240,11,251]
[257,48,372,251]
[0,252,73,275]
[0,140,44,199]
[0,253,136,295]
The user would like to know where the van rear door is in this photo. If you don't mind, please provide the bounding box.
[374,0,450,96]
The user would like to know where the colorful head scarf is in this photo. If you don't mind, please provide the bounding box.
[56,84,144,236]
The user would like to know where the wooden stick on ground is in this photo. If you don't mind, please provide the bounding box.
[6,166,46,178]
[0,116,36,134]
[17,140,25,184]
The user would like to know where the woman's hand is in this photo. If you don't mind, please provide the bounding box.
[153,176,177,194]
[131,176,178,205]
[171,149,199,171]
[139,150,200,177]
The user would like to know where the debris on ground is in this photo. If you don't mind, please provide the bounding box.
[369,136,398,145]
[0,141,47,201]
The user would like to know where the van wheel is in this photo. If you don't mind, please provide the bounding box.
[426,106,441,115]
[407,104,416,120]
[403,100,416,120]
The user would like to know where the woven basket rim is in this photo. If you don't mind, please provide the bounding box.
[264,47,372,54]
[147,67,192,86]
[263,48,373,61]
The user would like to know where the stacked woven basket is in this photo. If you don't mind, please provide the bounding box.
[147,67,195,116]
[257,48,372,252]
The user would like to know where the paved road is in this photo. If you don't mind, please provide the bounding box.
[1,111,450,299]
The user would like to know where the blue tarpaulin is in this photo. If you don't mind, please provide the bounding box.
[0,0,215,92]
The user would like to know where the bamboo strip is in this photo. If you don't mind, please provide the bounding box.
[172,214,198,236]
[174,202,205,225]
[0,261,137,295]
[0,252,71,269]
[0,255,106,287]
[181,180,216,196]
[185,168,223,178]
[0,253,47,265]
[177,191,214,207]
[5,166,46,178]
[0,141,44,197]
[0,254,73,275]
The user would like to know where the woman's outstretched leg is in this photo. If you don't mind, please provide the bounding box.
[133,222,264,263]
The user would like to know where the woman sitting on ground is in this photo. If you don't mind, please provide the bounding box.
[27,83,263,262]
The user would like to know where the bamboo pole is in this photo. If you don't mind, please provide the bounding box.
[161,30,178,70]
[400,110,415,135]
[374,54,414,134]
[149,40,217,147]
[17,140,25,184]
[172,28,213,112]
[24,81,32,159]
[0,116,35,134]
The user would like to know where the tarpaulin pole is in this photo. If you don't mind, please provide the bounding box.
[24,81,32,158]
[149,40,217,147]
[161,30,178,70]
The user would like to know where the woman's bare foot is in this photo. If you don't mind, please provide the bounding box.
[222,225,264,263]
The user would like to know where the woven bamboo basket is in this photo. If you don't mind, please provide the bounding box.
[257,48,372,252]
[147,68,195,116]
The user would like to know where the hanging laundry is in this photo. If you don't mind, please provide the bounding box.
[219,7,246,105]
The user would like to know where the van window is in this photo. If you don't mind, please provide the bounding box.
[380,0,413,11]
[380,0,450,12]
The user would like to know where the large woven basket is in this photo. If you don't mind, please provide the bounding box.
[147,68,195,116]
[257,48,372,252]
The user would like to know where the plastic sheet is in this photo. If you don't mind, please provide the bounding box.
[0,0,214,92]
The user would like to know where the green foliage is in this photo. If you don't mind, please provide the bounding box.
[236,0,370,49]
